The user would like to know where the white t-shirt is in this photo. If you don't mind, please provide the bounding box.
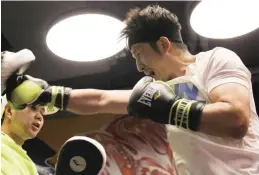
[165,47,259,175]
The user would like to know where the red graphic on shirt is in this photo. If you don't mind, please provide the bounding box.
[79,115,179,175]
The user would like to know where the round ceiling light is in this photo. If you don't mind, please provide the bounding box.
[46,14,126,61]
[190,0,259,39]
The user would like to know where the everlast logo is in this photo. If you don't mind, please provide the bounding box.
[137,87,157,107]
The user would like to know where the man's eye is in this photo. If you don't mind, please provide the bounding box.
[135,53,141,59]
[30,106,37,111]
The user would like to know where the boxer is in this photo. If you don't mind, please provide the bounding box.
[4,5,259,175]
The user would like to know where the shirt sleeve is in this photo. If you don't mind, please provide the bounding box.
[205,47,251,93]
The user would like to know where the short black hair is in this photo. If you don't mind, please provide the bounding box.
[120,5,186,51]
[1,112,5,125]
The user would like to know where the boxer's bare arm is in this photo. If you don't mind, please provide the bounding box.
[66,89,132,115]
[199,83,250,139]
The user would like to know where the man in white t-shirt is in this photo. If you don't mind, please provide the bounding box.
[5,5,259,175]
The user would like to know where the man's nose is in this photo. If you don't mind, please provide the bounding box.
[136,59,144,72]
[36,106,45,119]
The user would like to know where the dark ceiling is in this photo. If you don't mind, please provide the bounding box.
[2,1,259,116]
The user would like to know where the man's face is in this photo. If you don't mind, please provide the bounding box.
[130,38,173,81]
[9,105,45,139]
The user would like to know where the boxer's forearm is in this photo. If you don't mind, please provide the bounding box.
[199,102,249,139]
[66,89,131,115]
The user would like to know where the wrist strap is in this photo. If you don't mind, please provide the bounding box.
[169,98,205,131]
[48,86,72,111]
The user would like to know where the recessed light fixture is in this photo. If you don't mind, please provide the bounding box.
[190,1,259,39]
[46,14,126,61]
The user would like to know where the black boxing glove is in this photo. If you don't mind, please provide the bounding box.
[127,76,205,131]
[5,74,71,111]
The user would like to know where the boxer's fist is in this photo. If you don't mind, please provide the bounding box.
[5,74,48,109]
[31,84,72,111]
[128,76,205,131]
[6,74,71,111]
[127,76,178,124]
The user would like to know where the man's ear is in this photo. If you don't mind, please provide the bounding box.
[156,37,171,55]
[4,104,13,120]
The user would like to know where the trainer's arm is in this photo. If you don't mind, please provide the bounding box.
[199,83,250,139]
[66,89,132,115]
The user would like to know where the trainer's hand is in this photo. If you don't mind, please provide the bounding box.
[5,74,71,111]
[1,49,35,95]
